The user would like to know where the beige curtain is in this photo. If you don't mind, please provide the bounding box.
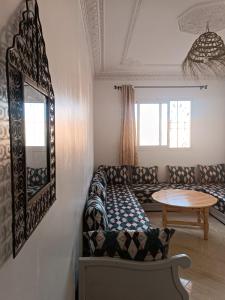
[120,85,138,165]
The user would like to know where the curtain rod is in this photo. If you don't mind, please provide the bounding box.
[114,85,208,90]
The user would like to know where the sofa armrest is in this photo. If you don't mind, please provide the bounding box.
[79,254,191,300]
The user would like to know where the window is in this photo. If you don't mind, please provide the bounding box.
[24,102,46,147]
[135,101,191,148]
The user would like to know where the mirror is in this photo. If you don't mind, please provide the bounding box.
[24,84,49,200]
[6,0,56,257]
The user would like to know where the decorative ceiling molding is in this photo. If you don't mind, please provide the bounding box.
[80,0,104,73]
[95,71,186,81]
[178,1,225,34]
[95,70,223,81]
[120,0,142,64]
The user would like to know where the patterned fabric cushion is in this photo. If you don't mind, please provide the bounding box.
[131,183,169,204]
[132,166,158,184]
[168,166,196,184]
[104,165,130,184]
[83,228,175,261]
[89,180,106,203]
[201,184,225,213]
[131,183,202,204]
[83,195,109,231]
[106,184,151,230]
[93,168,107,188]
[199,164,225,184]
[27,167,48,187]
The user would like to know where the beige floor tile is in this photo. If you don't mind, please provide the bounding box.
[148,212,225,300]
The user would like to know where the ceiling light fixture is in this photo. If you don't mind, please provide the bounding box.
[182,25,225,78]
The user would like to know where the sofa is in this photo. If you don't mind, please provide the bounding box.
[80,165,193,300]
[130,165,225,224]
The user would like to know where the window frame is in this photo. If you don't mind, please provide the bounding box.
[135,99,191,150]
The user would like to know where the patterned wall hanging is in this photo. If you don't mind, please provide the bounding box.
[6,0,56,257]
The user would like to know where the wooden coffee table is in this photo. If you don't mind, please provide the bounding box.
[152,189,217,240]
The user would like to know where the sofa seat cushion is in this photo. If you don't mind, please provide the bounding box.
[131,183,169,204]
[83,228,175,261]
[131,183,203,204]
[106,184,151,231]
[169,183,203,191]
[201,184,225,214]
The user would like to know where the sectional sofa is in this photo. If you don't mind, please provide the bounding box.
[80,164,225,300]
[80,165,196,300]
[130,165,225,224]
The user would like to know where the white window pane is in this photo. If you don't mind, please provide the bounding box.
[169,102,178,147]
[169,101,191,148]
[178,101,190,125]
[140,104,159,146]
[178,128,190,147]
[25,103,46,146]
[170,101,178,123]
[161,104,167,146]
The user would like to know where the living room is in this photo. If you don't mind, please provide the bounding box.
[0,0,225,300]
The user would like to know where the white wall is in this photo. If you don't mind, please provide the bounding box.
[94,79,225,181]
[0,1,93,300]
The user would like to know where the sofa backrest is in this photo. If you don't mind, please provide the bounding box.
[83,228,175,261]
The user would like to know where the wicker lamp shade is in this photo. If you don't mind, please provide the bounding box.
[182,30,225,78]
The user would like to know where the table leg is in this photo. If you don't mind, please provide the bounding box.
[162,205,167,227]
[203,208,209,240]
[197,209,201,224]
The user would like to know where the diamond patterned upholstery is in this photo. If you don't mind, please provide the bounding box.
[168,166,196,184]
[89,180,107,204]
[131,166,158,184]
[199,164,225,184]
[106,184,151,231]
[131,183,169,204]
[104,165,131,184]
[84,195,109,231]
[83,228,175,261]
[201,184,225,214]
[27,167,48,187]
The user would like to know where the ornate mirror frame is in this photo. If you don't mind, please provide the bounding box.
[6,0,56,256]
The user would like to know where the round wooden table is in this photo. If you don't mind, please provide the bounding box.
[152,189,217,240]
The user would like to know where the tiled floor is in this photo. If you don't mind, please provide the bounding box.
[148,212,225,300]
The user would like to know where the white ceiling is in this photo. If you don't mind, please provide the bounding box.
[82,0,225,79]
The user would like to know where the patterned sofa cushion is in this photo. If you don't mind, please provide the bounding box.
[93,168,107,188]
[106,184,151,230]
[201,184,225,214]
[168,166,196,184]
[27,167,48,187]
[83,195,109,231]
[131,183,169,204]
[83,228,175,261]
[89,180,106,204]
[199,164,225,184]
[132,166,158,184]
[104,165,130,184]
